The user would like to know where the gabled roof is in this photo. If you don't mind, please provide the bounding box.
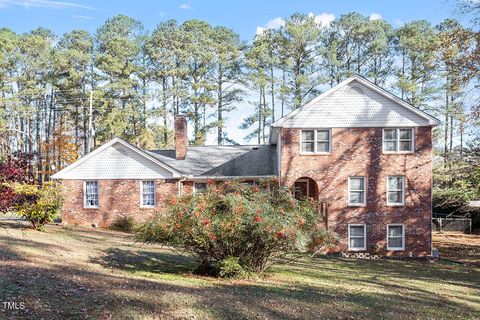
[146,145,277,178]
[271,74,440,130]
[51,137,182,179]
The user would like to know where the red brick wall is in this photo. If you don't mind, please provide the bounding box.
[61,179,178,228]
[280,127,433,257]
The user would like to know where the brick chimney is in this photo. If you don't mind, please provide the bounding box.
[174,114,188,160]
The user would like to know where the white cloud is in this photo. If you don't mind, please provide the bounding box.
[0,0,94,10]
[311,12,335,27]
[72,14,92,19]
[255,17,285,36]
[255,26,266,36]
[179,3,192,10]
[264,17,285,29]
[369,13,382,21]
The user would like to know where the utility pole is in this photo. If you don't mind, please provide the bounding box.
[87,89,93,153]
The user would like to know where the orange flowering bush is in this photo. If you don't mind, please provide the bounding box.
[136,178,336,275]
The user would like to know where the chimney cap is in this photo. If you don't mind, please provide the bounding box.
[175,114,187,118]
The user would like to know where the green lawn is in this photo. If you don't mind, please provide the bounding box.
[0,220,479,319]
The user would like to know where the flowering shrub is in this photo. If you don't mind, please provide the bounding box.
[136,179,337,275]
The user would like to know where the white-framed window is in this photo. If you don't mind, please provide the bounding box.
[387,224,405,250]
[387,176,405,206]
[300,129,331,154]
[383,128,414,153]
[348,224,366,251]
[193,182,208,194]
[141,181,156,207]
[84,181,99,208]
[348,176,366,206]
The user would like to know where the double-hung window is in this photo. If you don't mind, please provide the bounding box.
[301,129,331,153]
[84,181,99,208]
[383,128,414,153]
[387,224,405,250]
[141,181,156,207]
[348,224,366,251]
[348,177,366,206]
[387,176,404,206]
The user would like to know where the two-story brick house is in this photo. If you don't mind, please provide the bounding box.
[52,75,439,256]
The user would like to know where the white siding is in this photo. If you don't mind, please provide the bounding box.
[281,80,431,128]
[58,142,174,179]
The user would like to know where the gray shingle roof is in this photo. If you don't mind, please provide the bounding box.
[145,145,277,177]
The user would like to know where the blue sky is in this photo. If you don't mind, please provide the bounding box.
[0,0,466,39]
[0,0,468,144]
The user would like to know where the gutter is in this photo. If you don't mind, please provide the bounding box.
[185,175,277,181]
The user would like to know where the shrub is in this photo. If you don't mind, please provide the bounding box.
[218,257,249,279]
[109,215,136,233]
[136,179,337,275]
[10,182,63,230]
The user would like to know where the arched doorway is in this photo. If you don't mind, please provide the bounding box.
[293,177,318,201]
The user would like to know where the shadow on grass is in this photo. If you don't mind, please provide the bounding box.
[2,258,480,320]
[94,247,197,274]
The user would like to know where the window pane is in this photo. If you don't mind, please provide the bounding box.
[399,141,412,151]
[384,129,397,140]
[399,129,412,139]
[350,226,365,237]
[388,237,403,248]
[388,177,403,190]
[384,141,397,151]
[316,141,329,152]
[350,237,365,249]
[316,130,329,141]
[302,141,315,152]
[388,226,403,237]
[349,178,364,190]
[301,130,314,141]
[85,181,98,207]
[350,191,364,204]
[388,191,402,203]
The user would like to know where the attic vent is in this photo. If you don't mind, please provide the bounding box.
[346,86,365,96]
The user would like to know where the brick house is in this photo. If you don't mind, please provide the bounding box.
[52,75,439,257]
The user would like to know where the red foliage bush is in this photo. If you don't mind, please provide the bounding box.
[0,153,34,213]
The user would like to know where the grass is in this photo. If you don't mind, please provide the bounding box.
[433,232,480,266]
[0,221,479,319]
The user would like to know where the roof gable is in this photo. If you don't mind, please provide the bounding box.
[52,138,181,179]
[272,75,440,130]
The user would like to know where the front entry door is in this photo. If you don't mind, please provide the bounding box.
[294,179,309,199]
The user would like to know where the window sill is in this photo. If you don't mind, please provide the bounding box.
[348,203,366,207]
[383,151,414,155]
[387,247,405,251]
[299,152,332,156]
[387,203,405,207]
[348,248,367,252]
[84,207,99,209]
[140,206,156,209]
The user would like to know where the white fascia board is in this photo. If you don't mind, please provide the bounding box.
[271,74,440,128]
[51,137,181,179]
[352,76,441,126]
[271,77,355,128]
[186,175,277,181]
